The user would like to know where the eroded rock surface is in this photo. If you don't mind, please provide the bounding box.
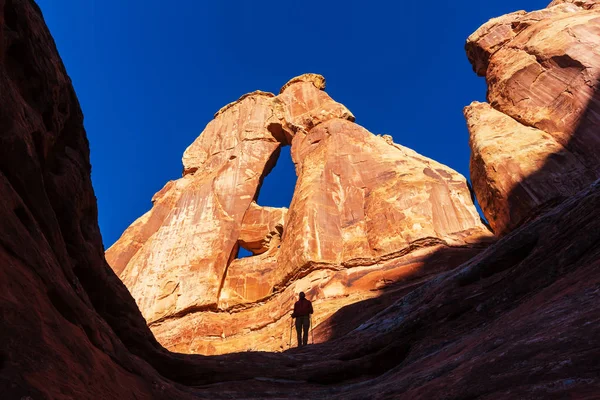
[238,202,286,255]
[281,118,488,270]
[109,74,492,353]
[465,101,595,233]
[105,76,355,327]
[465,0,600,234]
[106,93,285,324]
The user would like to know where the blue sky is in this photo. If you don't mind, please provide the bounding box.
[36,0,550,249]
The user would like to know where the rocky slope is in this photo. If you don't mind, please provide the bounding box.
[2,0,600,399]
[107,74,492,355]
[465,0,600,234]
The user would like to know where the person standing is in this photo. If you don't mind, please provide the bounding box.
[291,292,313,347]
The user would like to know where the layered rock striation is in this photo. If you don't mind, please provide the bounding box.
[465,0,600,234]
[107,75,493,354]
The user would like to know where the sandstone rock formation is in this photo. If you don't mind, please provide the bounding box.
[465,102,594,233]
[105,76,355,325]
[4,1,600,399]
[107,74,493,354]
[281,118,488,271]
[238,202,286,255]
[107,91,286,324]
[465,0,600,234]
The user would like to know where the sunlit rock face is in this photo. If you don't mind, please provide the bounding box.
[108,74,492,354]
[106,91,287,324]
[105,77,354,327]
[277,119,490,282]
[464,0,600,234]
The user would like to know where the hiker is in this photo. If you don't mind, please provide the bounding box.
[291,292,313,347]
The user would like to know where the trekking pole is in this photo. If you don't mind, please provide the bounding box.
[289,317,293,349]
[310,315,314,345]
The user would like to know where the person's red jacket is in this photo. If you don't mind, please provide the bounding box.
[292,298,313,318]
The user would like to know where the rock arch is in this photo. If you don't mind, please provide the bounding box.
[106,74,492,354]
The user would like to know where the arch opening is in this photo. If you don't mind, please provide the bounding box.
[235,145,296,259]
